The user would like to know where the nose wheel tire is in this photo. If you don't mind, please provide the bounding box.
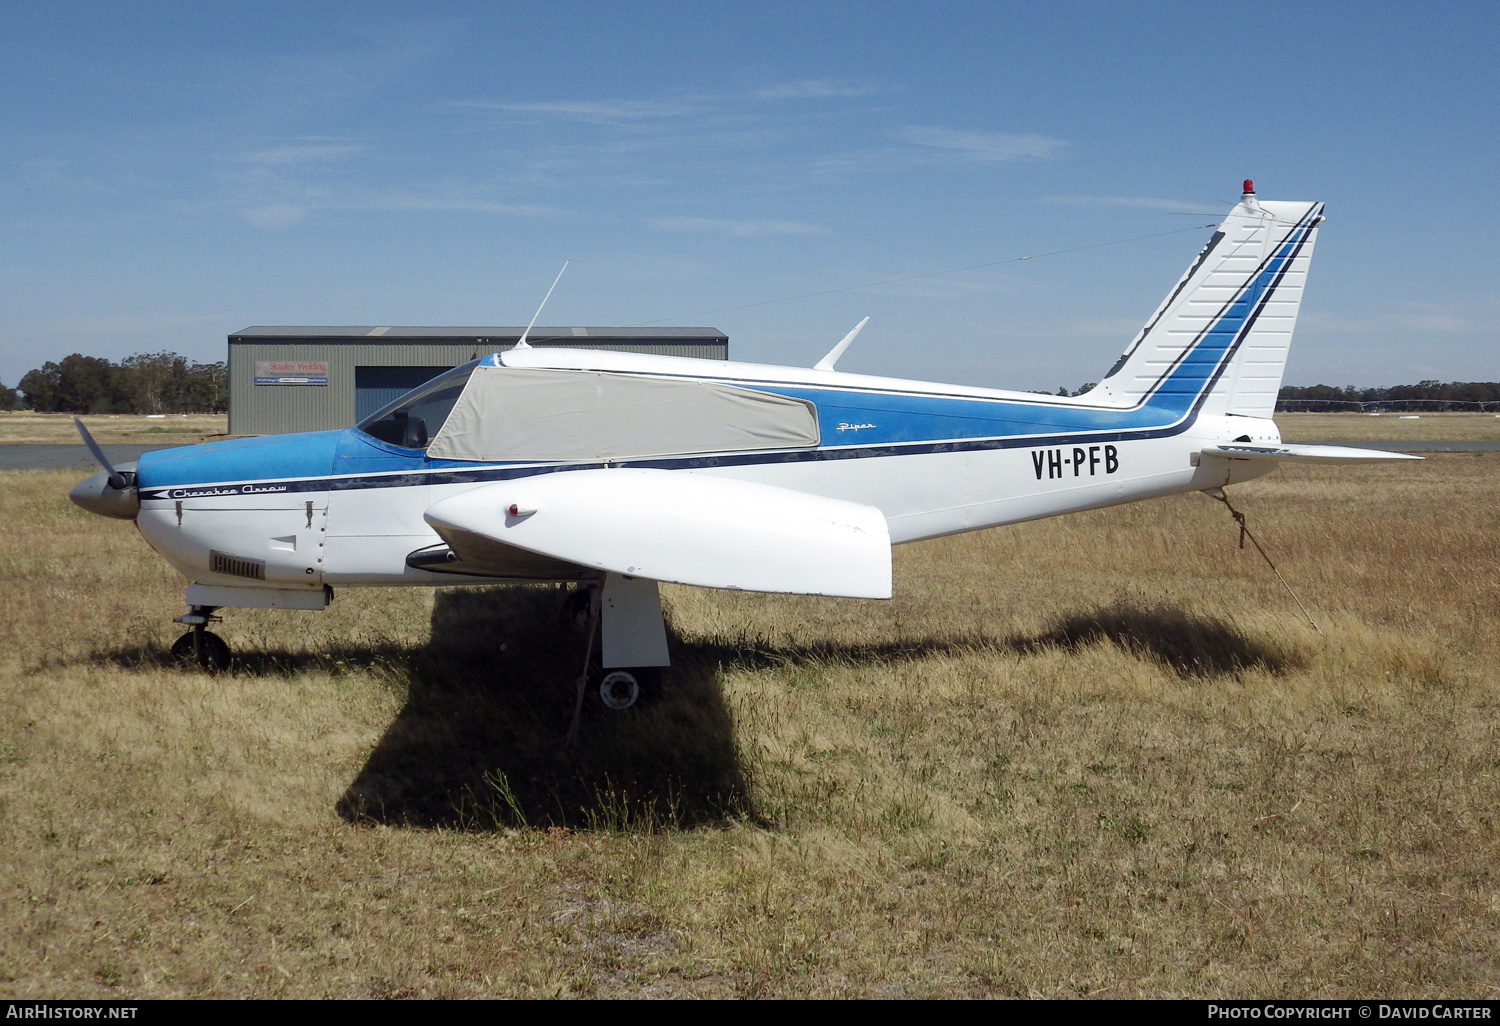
[170,630,231,672]
[594,668,660,711]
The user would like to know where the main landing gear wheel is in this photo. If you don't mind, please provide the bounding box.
[170,630,231,672]
[594,667,660,711]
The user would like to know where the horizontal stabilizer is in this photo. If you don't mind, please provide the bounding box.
[1200,443,1422,463]
[423,469,892,598]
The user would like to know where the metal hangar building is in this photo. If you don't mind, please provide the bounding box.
[227,325,729,435]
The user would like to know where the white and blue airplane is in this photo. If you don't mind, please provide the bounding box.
[71,181,1416,709]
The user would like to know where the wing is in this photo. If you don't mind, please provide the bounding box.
[422,468,892,599]
[1200,443,1423,464]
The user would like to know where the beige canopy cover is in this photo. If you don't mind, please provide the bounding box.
[426,366,820,463]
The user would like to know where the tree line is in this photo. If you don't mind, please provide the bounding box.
[1277,380,1500,411]
[0,352,228,414]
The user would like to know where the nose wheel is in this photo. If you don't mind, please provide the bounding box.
[170,605,231,671]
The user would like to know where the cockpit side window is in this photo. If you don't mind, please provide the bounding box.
[355,360,478,450]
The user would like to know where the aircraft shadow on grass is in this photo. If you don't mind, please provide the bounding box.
[93,589,1297,830]
[332,590,1297,831]
[336,586,752,831]
[1008,602,1301,679]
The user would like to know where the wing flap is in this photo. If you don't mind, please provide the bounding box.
[1200,443,1423,464]
[423,469,892,599]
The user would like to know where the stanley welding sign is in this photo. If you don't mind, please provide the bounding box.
[254,360,329,385]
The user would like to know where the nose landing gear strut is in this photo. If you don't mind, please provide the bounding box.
[170,605,231,671]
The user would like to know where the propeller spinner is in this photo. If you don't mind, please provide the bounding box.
[68,419,140,520]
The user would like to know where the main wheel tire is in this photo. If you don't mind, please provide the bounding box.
[170,630,231,672]
[594,667,661,711]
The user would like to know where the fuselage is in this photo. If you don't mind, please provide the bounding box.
[131,346,1280,594]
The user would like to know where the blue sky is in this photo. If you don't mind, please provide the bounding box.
[2,2,1496,392]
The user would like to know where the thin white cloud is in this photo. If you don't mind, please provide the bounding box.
[899,126,1065,161]
[16,158,111,195]
[756,80,877,100]
[464,81,875,120]
[1301,301,1494,335]
[648,217,830,237]
[1062,317,1148,338]
[238,144,363,166]
[1391,312,1470,333]
[356,192,559,216]
[866,276,1016,300]
[241,203,308,229]
[237,190,561,229]
[17,312,225,339]
[465,99,703,120]
[1043,195,1222,214]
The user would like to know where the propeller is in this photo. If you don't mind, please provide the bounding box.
[69,418,140,520]
[75,418,127,488]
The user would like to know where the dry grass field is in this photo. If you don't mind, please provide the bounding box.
[1276,412,1500,442]
[2,457,1498,998]
[0,412,228,445]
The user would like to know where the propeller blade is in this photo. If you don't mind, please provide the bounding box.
[74,418,126,489]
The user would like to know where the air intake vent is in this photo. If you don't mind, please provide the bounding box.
[210,550,266,580]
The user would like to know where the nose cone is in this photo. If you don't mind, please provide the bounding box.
[69,466,140,520]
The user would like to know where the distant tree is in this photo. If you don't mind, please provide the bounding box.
[17,354,129,413]
[58,354,131,413]
[17,352,228,414]
[120,351,226,413]
[1453,382,1500,403]
[0,380,17,411]
[18,364,61,412]
[189,359,228,413]
[1280,380,1500,410]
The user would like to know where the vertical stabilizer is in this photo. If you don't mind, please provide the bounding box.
[1093,182,1323,419]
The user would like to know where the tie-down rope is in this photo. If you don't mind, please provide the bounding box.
[1205,488,1322,635]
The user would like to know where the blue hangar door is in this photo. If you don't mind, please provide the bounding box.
[354,366,455,423]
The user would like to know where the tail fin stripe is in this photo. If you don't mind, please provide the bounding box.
[1138,205,1321,416]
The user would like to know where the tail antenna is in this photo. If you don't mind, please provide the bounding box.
[513,260,570,350]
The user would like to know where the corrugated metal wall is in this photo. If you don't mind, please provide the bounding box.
[229,337,728,435]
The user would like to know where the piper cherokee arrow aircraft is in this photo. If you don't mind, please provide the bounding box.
[71,181,1418,710]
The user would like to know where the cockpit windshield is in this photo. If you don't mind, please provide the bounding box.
[355,360,479,450]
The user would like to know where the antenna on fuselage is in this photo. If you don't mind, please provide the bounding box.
[512,260,570,350]
[813,316,870,372]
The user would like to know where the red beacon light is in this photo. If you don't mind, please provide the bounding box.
[1243,179,1255,195]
